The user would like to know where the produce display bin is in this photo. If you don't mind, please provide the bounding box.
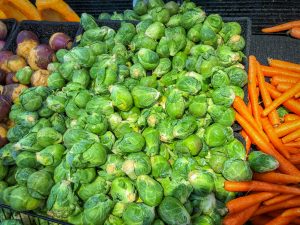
[6,21,80,53]
[1,19,18,51]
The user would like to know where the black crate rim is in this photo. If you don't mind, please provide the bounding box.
[1,19,18,51]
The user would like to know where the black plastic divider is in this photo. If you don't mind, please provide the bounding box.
[6,21,79,53]
[1,19,17,51]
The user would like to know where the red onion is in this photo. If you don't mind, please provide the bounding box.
[5,72,18,85]
[0,94,11,120]
[49,32,73,51]
[0,40,5,51]
[0,51,13,73]
[16,30,39,59]
[28,44,55,70]
[0,69,5,85]
[0,21,7,40]
[0,123,8,147]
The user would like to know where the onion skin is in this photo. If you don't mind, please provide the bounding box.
[31,69,50,86]
[49,32,73,51]
[0,94,11,121]
[6,55,27,73]
[0,40,5,51]
[28,44,55,70]
[5,72,18,85]
[16,30,39,59]
[0,124,8,147]
[0,84,28,102]
[0,21,7,40]
[0,51,13,72]
[0,69,5,85]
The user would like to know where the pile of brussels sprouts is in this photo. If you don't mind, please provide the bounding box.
[0,0,253,224]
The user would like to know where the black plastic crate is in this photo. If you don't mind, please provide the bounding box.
[1,19,18,51]
[6,21,79,53]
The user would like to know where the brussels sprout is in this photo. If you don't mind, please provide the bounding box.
[77,176,109,201]
[211,86,235,107]
[195,56,219,78]
[131,85,160,108]
[199,24,217,46]
[71,69,90,88]
[188,95,207,118]
[124,9,140,20]
[148,0,164,9]
[71,167,96,185]
[0,159,7,180]
[36,144,65,167]
[81,13,98,31]
[53,159,70,183]
[63,128,99,149]
[27,170,54,199]
[142,127,160,156]
[85,113,108,135]
[136,19,154,33]
[248,151,279,173]
[47,181,80,220]
[151,155,171,178]
[98,12,111,20]
[172,156,199,181]
[152,219,165,225]
[165,27,187,56]
[207,104,235,127]
[222,158,253,181]
[137,48,160,70]
[38,102,54,118]
[20,88,43,112]
[69,47,95,68]
[122,152,151,179]
[173,116,197,140]
[86,96,114,116]
[130,63,146,79]
[46,94,67,113]
[150,7,170,24]
[158,197,190,225]
[115,23,136,46]
[123,203,155,225]
[165,89,185,119]
[112,132,145,154]
[134,0,148,15]
[175,134,202,156]
[14,111,39,128]
[4,167,17,186]
[6,186,41,211]
[220,22,242,42]
[156,37,170,58]
[145,22,165,40]
[49,113,66,134]
[111,12,124,20]
[0,220,22,225]
[158,118,176,143]
[107,113,122,131]
[113,121,135,139]
[15,66,33,85]
[214,174,236,202]
[198,193,217,216]
[36,127,62,147]
[130,33,158,52]
[15,151,39,168]
[226,34,245,51]
[187,23,202,42]
[172,52,187,72]
[205,147,228,174]
[217,45,243,67]
[153,58,172,77]
[110,177,136,202]
[193,214,214,225]
[164,1,179,15]
[100,131,116,151]
[140,76,158,88]
[100,154,125,180]
[204,123,230,147]
[227,66,247,87]
[67,139,107,168]
[204,14,223,33]
[166,14,182,27]
[59,61,80,81]
[15,167,36,186]
[211,70,230,89]
[176,75,201,95]
[188,170,214,195]
[181,8,206,29]
[30,118,51,133]
[83,194,115,225]
[225,139,246,160]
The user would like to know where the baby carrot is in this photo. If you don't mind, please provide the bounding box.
[223,203,260,225]
[262,20,300,33]
[261,65,300,78]
[269,58,300,73]
[282,129,300,144]
[274,119,300,137]
[253,172,300,184]
[263,194,295,206]
[284,114,300,122]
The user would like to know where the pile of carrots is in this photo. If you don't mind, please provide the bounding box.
[223,57,300,225]
[262,20,300,39]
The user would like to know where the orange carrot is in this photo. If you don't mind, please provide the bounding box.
[257,62,280,126]
[274,119,300,137]
[269,58,300,73]
[265,214,296,225]
[241,130,251,154]
[235,112,300,176]
[282,129,300,144]
[288,27,300,39]
[261,65,300,78]
[253,197,300,216]
[276,82,293,92]
[248,56,263,130]
[285,141,300,148]
[253,172,300,184]
[271,75,299,85]
[261,117,290,158]
[226,192,278,214]
[262,20,300,33]
[289,153,300,165]
[263,194,295,206]
[262,83,300,116]
[284,114,300,122]
[225,180,300,195]
[223,203,260,225]
[281,207,300,217]
[266,83,300,115]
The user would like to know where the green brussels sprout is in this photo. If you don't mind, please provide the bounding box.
[150,7,170,24]
[12,132,40,153]
[36,144,65,167]
[67,139,107,168]
[205,147,228,174]
[152,219,165,225]
[131,85,160,108]
[165,26,187,56]
[204,123,230,147]
[110,177,136,202]
[130,63,147,79]
[151,155,171,178]
[122,152,151,179]
[175,134,202,156]
[53,159,70,183]
[88,42,108,56]
[72,90,92,109]
[158,197,191,225]
[145,22,165,40]
[115,22,136,46]
[6,186,41,211]
[84,113,108,135]
[207,104,235,127]
[104,215,125,225]
[59,61,80,81]
[38,102,54,118]
[199,24,217,46]
[0,144,16,166]
[153,58,172,77]
[158,118,176,143]
[226,34,245,51]
[100,131,116,151]
[203,14,223,33]
[146,106,166,128]
[71,167,96,185]
[55,49,68,63]
[69,47,95,68]
[148,0,164,9]
[198,193,217,215]
[14,111,39,128]
[188,169,215,195]
[172,156,199,181]
[195,56,219,78]
[71,69,90,88]
[30,118,51,133]
[156,37,170,58]
[142,127,160,156]
[124,9,140,20]
[111,12,124,20]
[165,89,185,119]
[164,1,179,15]
[36,127,62,147]
[15,151,39,168]
[50,113,66,134]
[15,66,32,85]
[136,19,153,33]
[123,77,140,91]
[136,175,163,206]
[217,45,243,67]
[222,158,253,181]
[183,39,195,56]
[4,167,17,186]
[225,139,246,160]
[27,170,54,199]
[220,22,242,42]
[211,86,235,107]
[214,174,236,203]
[46,93,67,113]
[188,95,207,118]
[20,88,43,112]
[98,12,111,20]
[139,76,158,88]
[130,33,158,52]
[80,13,98,31]
[0,160,7,180]
[113,121,135,139]
[77,176,110,201]
[107,113,122,131]
[134,0,148,15]
[248,151,279,173]
[100,154,125,179]
[48,62,61,73]
[111,202,127,218]
[15,167,36,186]
[187,23,202,42]
[137,48,160,70]
[227,67,248,87]
[211,70,230,89]
[83,194,115,225]
[181,8,206,29]
[172,52,187,71]
[63,128,99,149]
[192,214,214,225]
[112,132,145,154]
[176,74,201,95]
[123,203,155,225]
[47,180,80,220]
[86,96,114,116]
[0,220,22,225]
[166,14,182,27]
